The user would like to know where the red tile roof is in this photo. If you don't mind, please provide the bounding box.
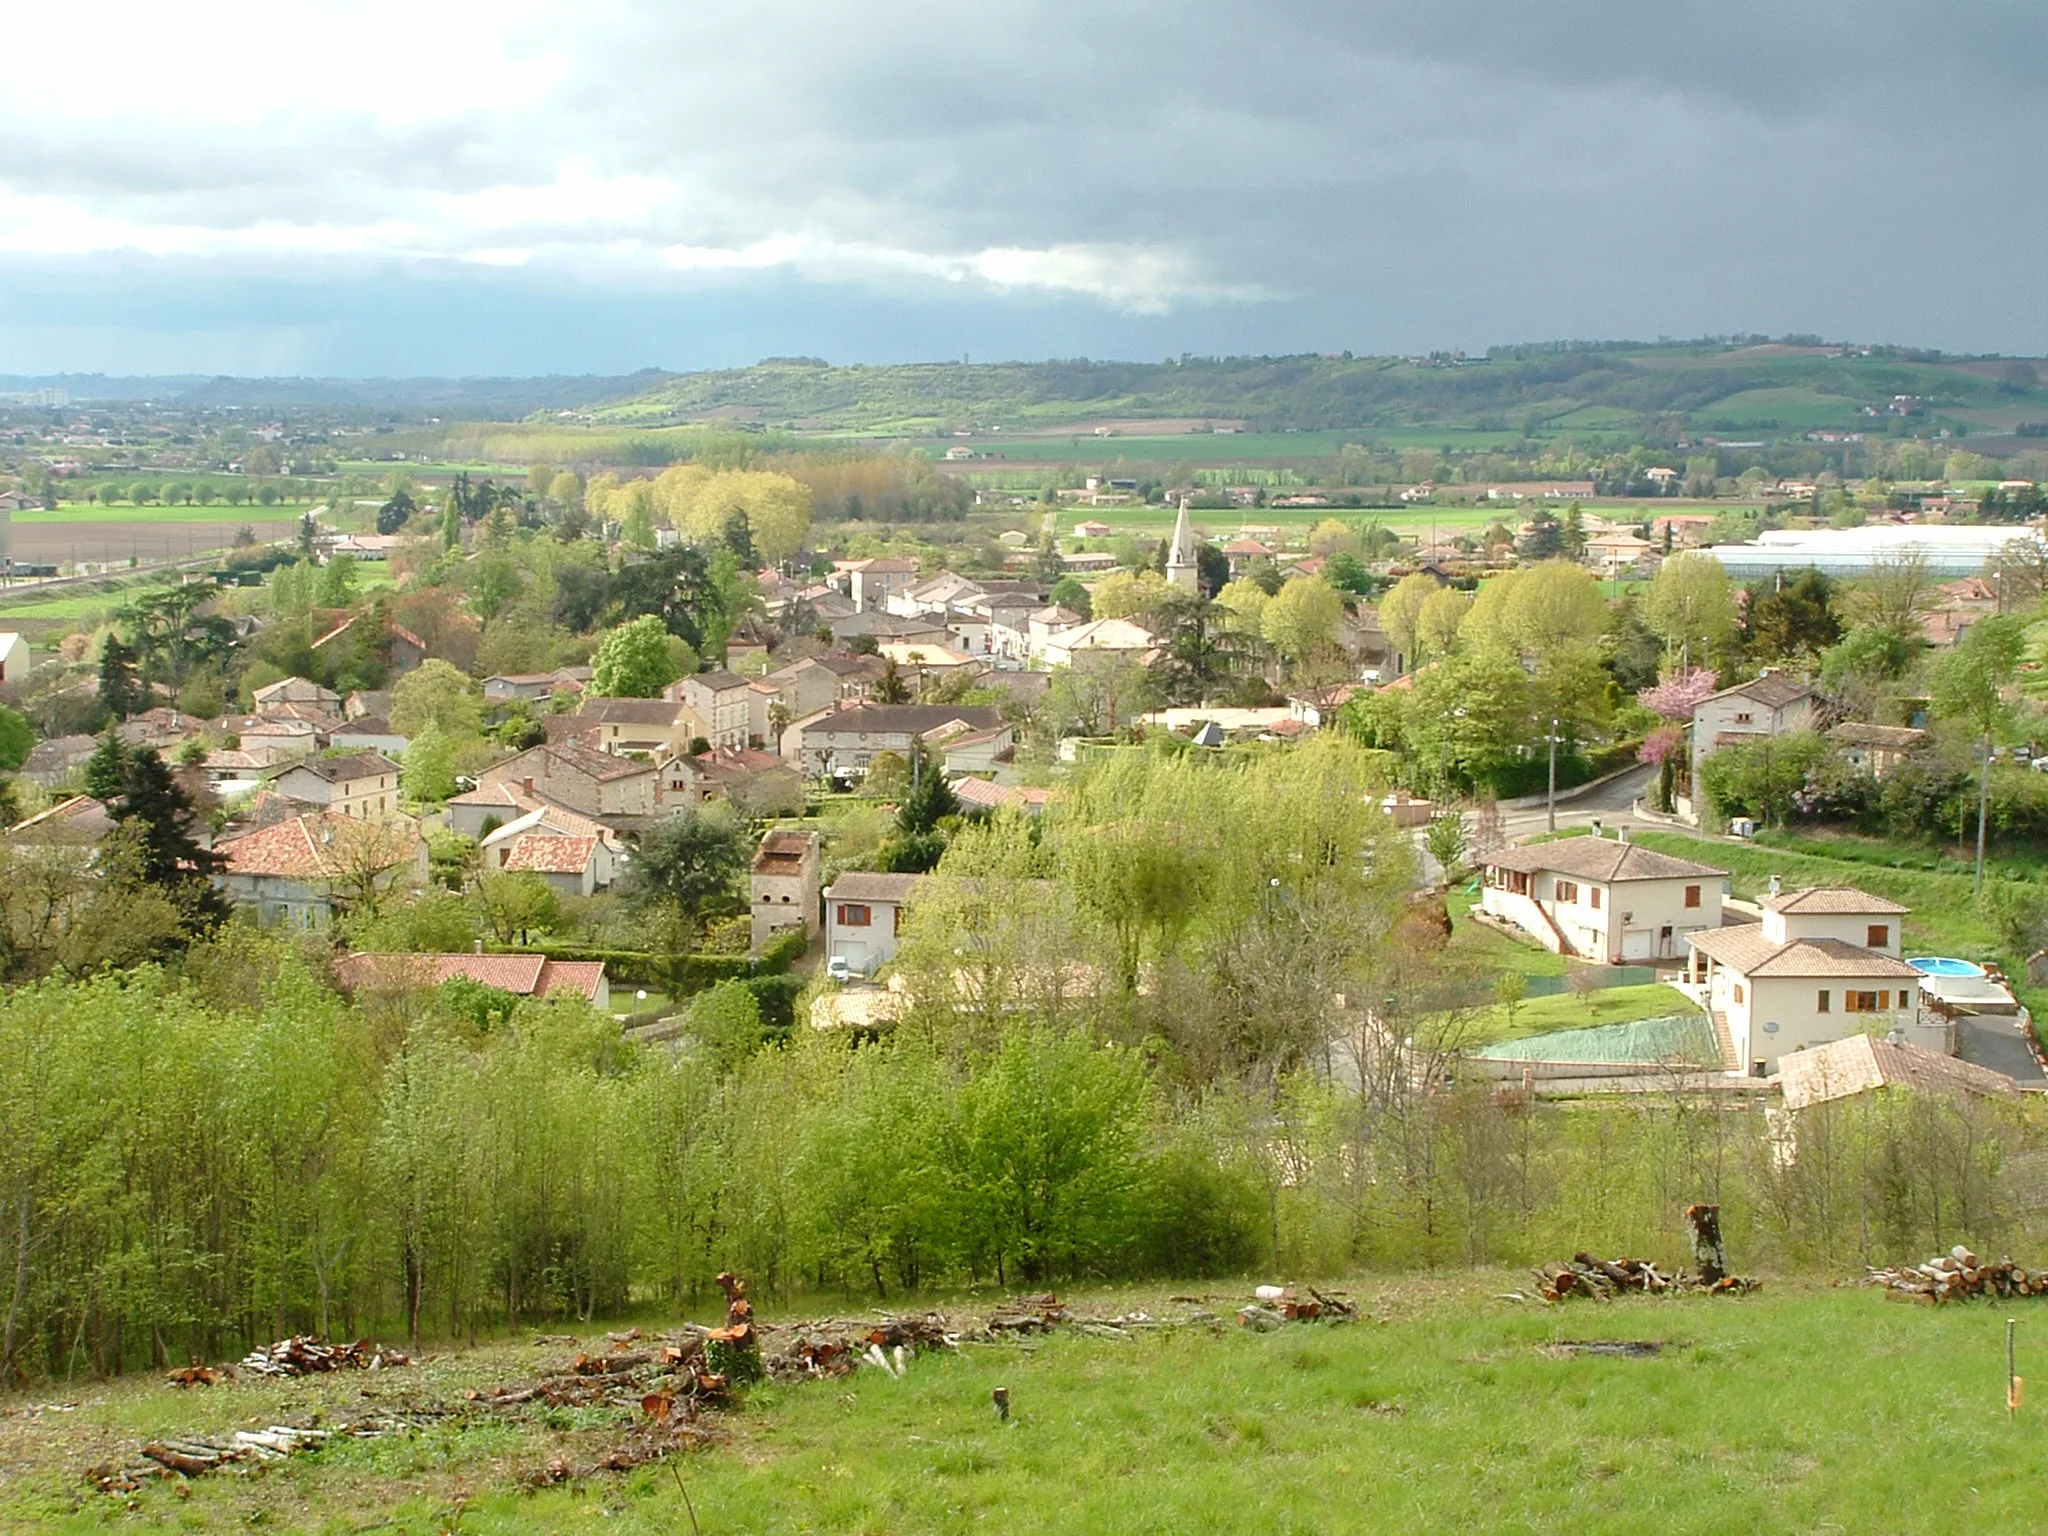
[502,834,599,876]
[334,952,606,1002]
[216,813,420,879]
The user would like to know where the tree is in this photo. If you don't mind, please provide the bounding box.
[471,871,564,946]
[401,720,458,805]
[104,745,228,927]
[590,615,680,698]
[1929,614,2027,894]
[116,585,236,692]
[624,808,750,940]
[1260,576,1343,664]
[1048,576,1093,618]
[1517,505,1563,559]
[875,657,911,704]
[83,730,127,800]
[1844,549,1937,641]
[895,742,960,837]
[1091,568,1169,623]
[1698,731,1826,830]
[1213,579,1269,635]
[1414,585,1469,661]
[1322,552,1371,594]
[547,470,584,510]
[1422,811,1467,883]
[1743,570,1840,663]
[390,659,482,741]
[0,707,32,773]
[1377,571,1439,670]
[621,484,658,551]
[97,634,144,720]
[1642,552,1736,668]
[377,487,417,535]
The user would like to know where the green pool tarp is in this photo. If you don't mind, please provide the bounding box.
[1477,1013,1719,1065]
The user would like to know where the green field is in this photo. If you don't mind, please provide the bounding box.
[1470,981,1698,1043]
[4,1280,2043,1533]
[32,504,308,524]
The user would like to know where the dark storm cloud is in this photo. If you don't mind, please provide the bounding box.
[1,0,2043,371]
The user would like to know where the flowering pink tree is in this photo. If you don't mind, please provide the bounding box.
[1639,667,1718,722]
[1638,724,1685,765]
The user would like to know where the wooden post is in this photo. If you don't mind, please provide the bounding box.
[2009,1319,2022,1417]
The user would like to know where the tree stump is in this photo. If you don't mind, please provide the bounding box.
[1684,1204,1727,1286]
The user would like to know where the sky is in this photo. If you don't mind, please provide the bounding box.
[4,0,2047,377]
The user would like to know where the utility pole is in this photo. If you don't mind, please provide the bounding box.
[1546,715,1559,832]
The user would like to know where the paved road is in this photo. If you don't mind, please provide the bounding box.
[1497,763,1657,842]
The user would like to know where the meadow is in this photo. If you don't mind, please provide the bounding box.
[3,1279,2042,1534]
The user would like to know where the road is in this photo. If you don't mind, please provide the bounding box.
[1497,763,1657,843]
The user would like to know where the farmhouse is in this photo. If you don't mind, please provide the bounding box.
[1682,885,1932,1073]
[1479,832,1727,963]
[1688,671,1823,817]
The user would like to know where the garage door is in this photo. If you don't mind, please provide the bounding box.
[1621,929,1654,961]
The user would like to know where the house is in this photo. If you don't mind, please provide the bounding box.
[784,704,1009,778]
[446,781,544,838]
[579,697,702,759]
[1689,671,1823,818]
[764,653,886,721]
[1777,1033,2021,1111]
[501,834,609,897]
[1585,531,1658,571]
[310,613,427,674]
[657,746,794,808]
[484,673,564,704]
[213,812,427,929]
[1038,616,1159,670]
[18,734,95,788]
[949,777,1053,816]
[674,670,755,750]
[271,751,403,818]
[1827,722,1927,779]
[751,829,821,953]
[1479,831,1727,963]
[1682,885,1932,1073]
[328,715,409,757]
[252,677,342,716]
[1287,682,1372,730]
[222,715,321,762]
[923,717,1015,776]
[840,557,920,612]
[479,800,619,874]
[7,794,117,847]
[1060,550,1119,573]
[1220,537,1274,574]
[345,689,392,722]
[334,952,610,1012]
[1073,520,1112,539]
[1649,514,1718,547]
[0,631,28,685]
[886,571,987,618]
[822,871,924,976]
[478,741,658,816]
[198,748,283,787]
[825,610,953,648]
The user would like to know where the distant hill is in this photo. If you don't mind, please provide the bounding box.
[585,345,2048,439]
[0,370,678,417]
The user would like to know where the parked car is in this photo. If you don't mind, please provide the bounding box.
[826,955,853,982]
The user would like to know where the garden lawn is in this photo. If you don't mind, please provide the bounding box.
[4,1282,2046,1534]
[1471,981,1698,1045]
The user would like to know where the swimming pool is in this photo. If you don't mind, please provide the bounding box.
[1909,957,1987,979]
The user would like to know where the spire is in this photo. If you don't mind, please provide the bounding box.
[1166,497,1199,590]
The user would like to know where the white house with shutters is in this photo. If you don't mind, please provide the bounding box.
[822,871,923,977]
[1479,832,1727,963]
[1681,885,1938,1073]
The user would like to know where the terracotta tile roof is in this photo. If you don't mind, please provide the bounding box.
[1826,723,1927,750]
[1687,925,1922,979]
[535,960,607,1002]
[1763,886,1910,916]
[753,830,816,872]
[1486,837,1726,883]
[336,952,610,1002]
[502,834,599,875]
[217,812,421,879]
[1778,1034,2020,1110]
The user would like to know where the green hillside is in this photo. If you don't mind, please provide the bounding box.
[584,343,2048,439]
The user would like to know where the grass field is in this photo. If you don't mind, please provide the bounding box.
[1475,981,1697,1043]
[32,504,308,524]
[4,1279,2044,1533]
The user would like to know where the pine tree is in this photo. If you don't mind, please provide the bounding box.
[106,746,227,925]
[98,635,144,719]
[83,729,127,799]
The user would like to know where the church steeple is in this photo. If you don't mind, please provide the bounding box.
[1165,497,1199,590]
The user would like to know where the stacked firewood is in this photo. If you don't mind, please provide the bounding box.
[89,1421,424,1492]
[1865,1246,2048,1303]
[238,1336,411,1377]
[1236,1285,1358,1331]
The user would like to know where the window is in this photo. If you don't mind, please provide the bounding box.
[1684,885,1701,909]
[1845,990,1880,1013]
[1555,880,1578,904]
[1734,711,1753,725]
[1816,990,1830,1013]
[836,903,871,927]
[1866,924,1889,948]
[1589,887,1602,910]
[1901,987,1913,1008]
[1733,983,1745,1004]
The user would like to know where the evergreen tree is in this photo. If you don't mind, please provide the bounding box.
[97,635,144,719]
[895,740,960,837]
[105,746,229,926]
[1518,505,1563,559]
[83,729,127,800]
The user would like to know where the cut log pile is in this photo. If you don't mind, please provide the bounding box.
[239,1336,412,1377]
[89,1418,427,1493]
[1864,1246,2048,1304]
[1535,1252,1760,1302]
[1237,1285,1358,1331]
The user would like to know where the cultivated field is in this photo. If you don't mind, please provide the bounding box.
[10,511,300,566]
[2,1278,2040,1534]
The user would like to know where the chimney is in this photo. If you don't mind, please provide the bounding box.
[474,940,484,954]
[522,777,535,795]
[1768,873,1782,896]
